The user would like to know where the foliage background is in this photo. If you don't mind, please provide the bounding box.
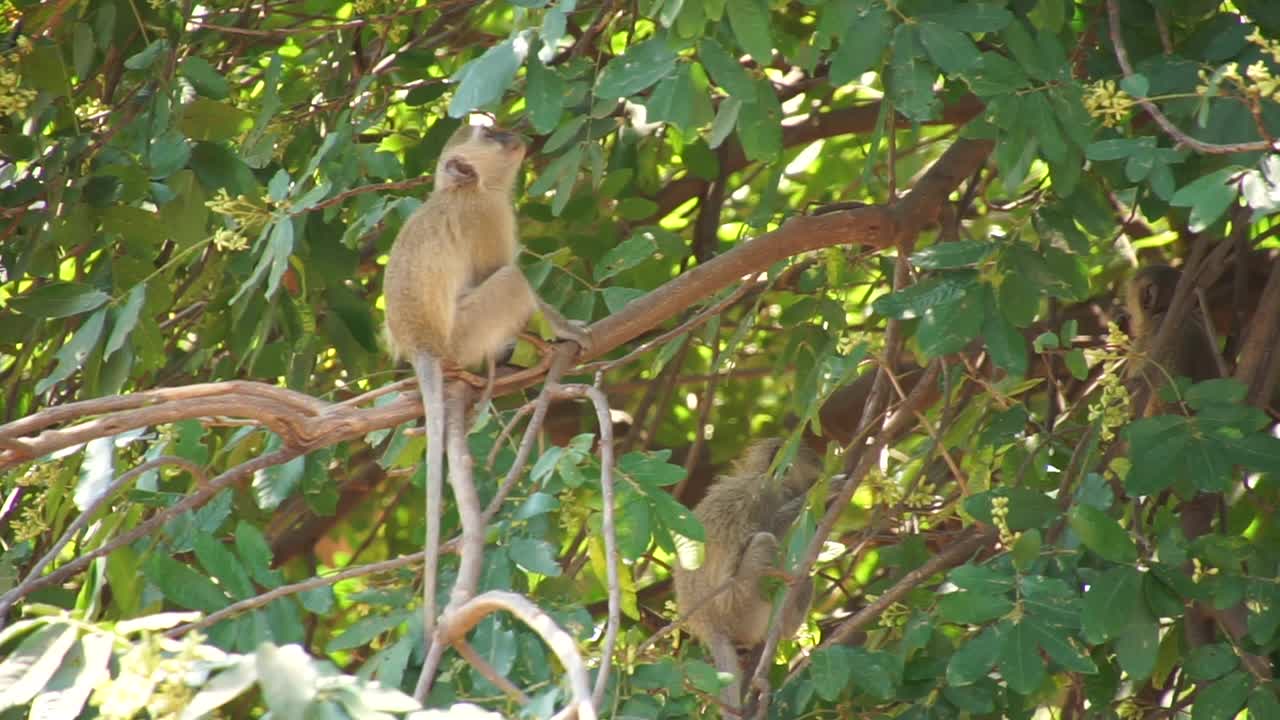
[2,0,1280,717]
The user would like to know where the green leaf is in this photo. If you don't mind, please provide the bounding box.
[597,36,677,99]
[526,55,566,134]
[448,38,525,116]
[1068,505,1138,564]
[999,621,1046,695]
[645,64,697,131]
[1192,671,1252,720]
[602,287,646,313]
[1082,566,1142,643]
[1086,137,1150,161]
[595,229,660,281]
[1115,609,1159,680]
[809,646,852,701]
[947,625,1003,686]
[1249,686,1280,720]
[982,294,1028,378]
[1011,528,1041,571]
[698,38,754,97]
[0,623,80,710]
[510,537,563,576]
[1125,416,1190,495]
[916,282,984,357]
[1170,168,1241,232]
[910,240,994,269]
[737,78,783,161]
[178,98,253,142]
[887,26,939,122]
[28,632,113,720]
[179,56,231,99]
[921,3,1013,32]
[1025,617,1096,673]
[965,489,1061,530]
[124,39,167,70]
[938,591,1014,624]
[36,307,107,395]
[192,534,256,600]
[708,96,742,148]
[950,564,1017,594]
[1186,643,1240,682]
[846,648,900,699]
[873,273,974,319]
[830,5,892,84]
[145,554,228,613]
[726,0,773,63]
[104,284,146,360]
[918,21,981,75]
[9,282,110,319]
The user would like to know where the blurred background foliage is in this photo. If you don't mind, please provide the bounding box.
[2,0,1280,717]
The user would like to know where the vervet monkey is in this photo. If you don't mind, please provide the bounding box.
[1124,264,1219,396]
[383,123,590,641]
[673,439,822,712]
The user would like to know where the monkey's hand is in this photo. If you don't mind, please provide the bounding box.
[536,299,593,354]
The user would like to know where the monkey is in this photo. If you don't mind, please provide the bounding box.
[1124,264,1220,406]
[382,123,591,650]
[672,438,823,713]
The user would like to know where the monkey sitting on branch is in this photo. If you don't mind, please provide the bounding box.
[673,438,823,714]
[381,122,591,667]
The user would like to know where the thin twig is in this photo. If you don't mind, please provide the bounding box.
[1105,0,1274,155]
[0,455,207,623]
[553,383,620,707]
[0,447,301,631]
[454,638,532,704]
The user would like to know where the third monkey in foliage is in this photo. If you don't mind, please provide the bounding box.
[673,439,822,712]
[1124,264,1219,394]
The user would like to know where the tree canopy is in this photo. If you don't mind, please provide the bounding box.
[2,0,1280,718]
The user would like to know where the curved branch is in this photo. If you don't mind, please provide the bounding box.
[439,591,598,720]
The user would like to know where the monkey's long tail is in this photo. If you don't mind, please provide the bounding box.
[416,354,445,646]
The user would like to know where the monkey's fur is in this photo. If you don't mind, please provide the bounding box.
[673,439,822,711]
[1124,264,1219,393]
[383,124,589,646]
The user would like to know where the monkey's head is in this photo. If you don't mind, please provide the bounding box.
[435,124,527,193]
[735,439,823,501]
[1125,264,1181,336]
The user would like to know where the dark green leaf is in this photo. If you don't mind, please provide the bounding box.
[809,647,852,701]
[726,0,773,63]
[1192,671,1252,720]
[964,488,1060,530]
[1170,168,1241,232]
[999,621,1046,695]
[1082,566,1142,643]
[938,591,1014,624]
[597,37,677,99]
[448,38,524,116]
[179,56,231,99]
[830,5,892,84]
[1187,643,1240,682]
[1114,609,1159,680]
[918,21,981,75]
[698,38,754,97]
[1068,505,1138,564]
[873,273,975,319]
[921,3,1013,32]
[947,625,1003,686]
[9,282,110,319]
[910,240,994,269]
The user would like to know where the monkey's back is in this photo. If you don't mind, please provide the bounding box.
[383,186,519,362]
[675,475,784,648]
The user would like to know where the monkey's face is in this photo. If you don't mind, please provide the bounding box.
[1125,264,1182,337]
[436,125,527,192]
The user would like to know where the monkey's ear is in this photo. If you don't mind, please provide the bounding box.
[444,157,477,184]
